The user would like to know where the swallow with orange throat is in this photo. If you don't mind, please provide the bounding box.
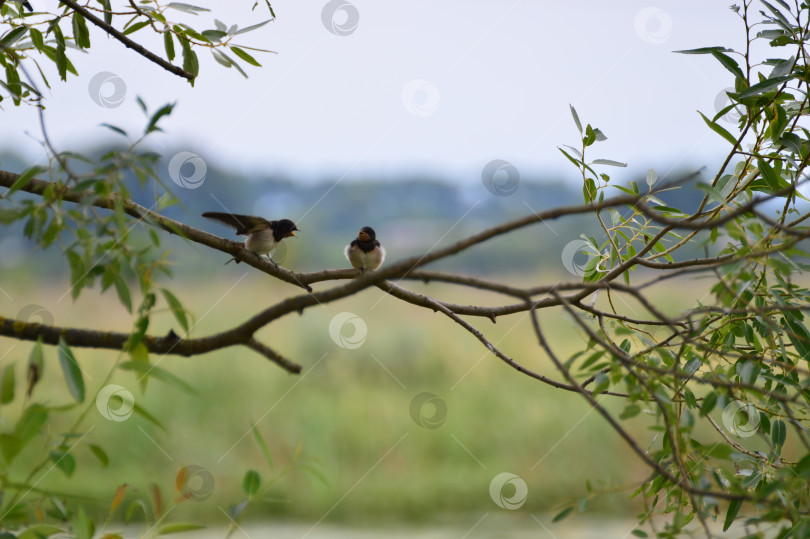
[344,226,385,271]
[202,212,298,265]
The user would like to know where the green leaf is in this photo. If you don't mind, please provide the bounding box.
[569,104,582,133]
[145,102,175,134]
[122,20,150,36]
[58,337,85,403]
[182,46,199,78]
[65,250,86,300]
[114,274,133,313]
[161,288,189,333]
[87,443,110,468]
[736,75,792,99]
[26,337,44,397]
[100,123,128,137]
[50,449,76,478]
[73,506,94,539]
[164,31,175,61]
[156,523,207,534]
[552,506,574,522]
[772,419,786,447]
[699,391,718,417]
[674,46,733,55]
[119,361,197,396]
[167,2,211,13]
[0,26,28,48]
[242,469,260,496]
[211,49,232,68]
[230,46,262,67]
[0,363,15,405]
[100,0,113,25]
[591,159,627,167]
[7,166,44,196]
[710,51,745,81]
[251,425,274,468]
[72,11,91,48]
[698,111,738,146]
[781,317,810,360]
[8,403,49,463]
[202,29,227,42]
[233,19,272,36]
[723,498,743,531]
[757,158,781,191]
[132,402,167,432]
[620,404,641,419]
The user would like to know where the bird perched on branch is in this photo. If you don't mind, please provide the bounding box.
[345,226,385,271]
[202,212,298,265]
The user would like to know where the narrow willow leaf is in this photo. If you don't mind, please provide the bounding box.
[58,337,85,403]
[723,498,743,531]
[161,289,189,333]
[251,425,274,468]
[592,159,627,167]
[0,363,15,404]
[230,46,261,66]
[698,111,737,146]
[569,104,582,133]
[242,469,260,496]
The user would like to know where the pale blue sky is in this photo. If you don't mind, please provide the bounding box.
[3,1,742,184]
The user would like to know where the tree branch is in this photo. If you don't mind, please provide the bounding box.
[58,0,194,81]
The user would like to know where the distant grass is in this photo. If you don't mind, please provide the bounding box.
[0,272,711,525]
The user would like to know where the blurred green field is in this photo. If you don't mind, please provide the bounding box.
[0,270,712,528]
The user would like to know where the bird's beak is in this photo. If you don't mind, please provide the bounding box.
[290,231,297,237]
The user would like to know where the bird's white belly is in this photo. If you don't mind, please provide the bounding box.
[245,229,278,255]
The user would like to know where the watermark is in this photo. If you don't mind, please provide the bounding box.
[176,465,215,501]
[409,392,447,429]
[401,79,440,117]
[321,0,359,36]
[489,472,528,510]
[88,71,127,109]
[96,384,135,422]
[634,7,672,44]
[270,240,288,265]
[722,400,760,438]
[328,312,367,349]
[714,87,745,126]
[16,304,54,326]
[482,159,519,197]
[168,151,207,190]
[561,239,600,278]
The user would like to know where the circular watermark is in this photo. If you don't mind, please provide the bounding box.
[88,71,127,109]
[409,392,447,429]
[722,400,760,438]
[482,159,520,196]
[328,312,367,349]
[561,239,599,278]
[321,0,359,36]
[176,465,215,501]
[714,87,745,126]
[168,152,207,190]
[634,7,672,44]
[401,79,440,117]
[489,472,528,510]
[17,304,54,326]
[96,384,135,422]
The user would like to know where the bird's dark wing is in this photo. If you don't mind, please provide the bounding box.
[201,212,271,235]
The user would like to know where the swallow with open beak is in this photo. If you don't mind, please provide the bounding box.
[202,212,298,265]
[344,226,385,271]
